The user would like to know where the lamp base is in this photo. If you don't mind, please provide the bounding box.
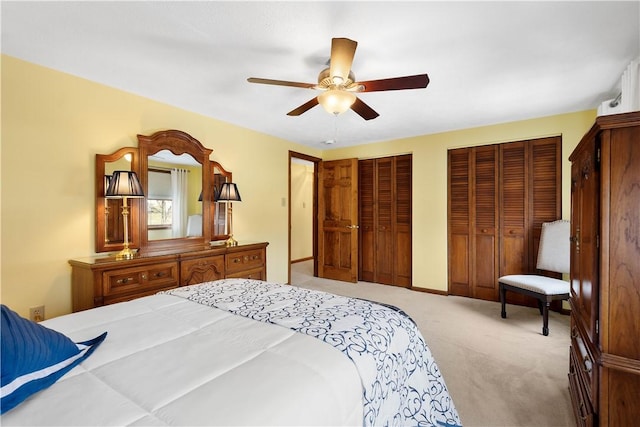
[225,235,238,247]
[115,246,136,260]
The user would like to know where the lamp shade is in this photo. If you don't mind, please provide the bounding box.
[318,89,356,115]
[103,175,112,197]
[216,182,242,202]
[105,171,145,198]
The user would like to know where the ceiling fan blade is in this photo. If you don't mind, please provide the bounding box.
[287,97,319,116]
[329,38,357,83]
[247,77,316,89]
[356,74,430,92]
[351,97,379,120]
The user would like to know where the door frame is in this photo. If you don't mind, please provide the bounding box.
[288,151,321,284]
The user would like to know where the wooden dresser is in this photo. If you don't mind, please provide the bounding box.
[568,111,640,426]
[69,242,268,312]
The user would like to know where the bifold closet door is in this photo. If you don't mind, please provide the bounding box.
[358,155,412,287]
[447,145,499,299]
[448,136,560,302]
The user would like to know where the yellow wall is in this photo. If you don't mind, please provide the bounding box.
[2,54,597,319]
[290,162,314,261]
[323,110,596,291]
[1,55,322,318]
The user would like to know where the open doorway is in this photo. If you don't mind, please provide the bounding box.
[288,151,320,285]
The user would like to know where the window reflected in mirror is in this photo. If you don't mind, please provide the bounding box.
[147,150,202,241]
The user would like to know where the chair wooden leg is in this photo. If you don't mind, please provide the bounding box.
[542,300,550,336]
[500,284,507,319]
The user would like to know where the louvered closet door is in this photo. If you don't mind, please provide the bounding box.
[448,149,471,296]
[448,137,560,302]
[394,155,412,287]
[500,142,527,277]
[358,155,412,287]
[358,159,375,283]
[529,137,562,268]
[472,145,499,300]
[375,158,394,284]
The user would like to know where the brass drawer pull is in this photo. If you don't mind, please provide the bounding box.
[233,258,240,263]
[153,272,165,278]
[116,277,134,284]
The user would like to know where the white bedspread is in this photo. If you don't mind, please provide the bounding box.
[1,293,363,426]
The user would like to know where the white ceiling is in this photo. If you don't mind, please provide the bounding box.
[2,1,639,149]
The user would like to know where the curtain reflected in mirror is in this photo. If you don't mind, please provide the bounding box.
[147,150,202,241]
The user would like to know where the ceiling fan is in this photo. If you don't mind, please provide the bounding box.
[247,38,430,120]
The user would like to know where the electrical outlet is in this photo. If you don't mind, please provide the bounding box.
[30,305,45,322]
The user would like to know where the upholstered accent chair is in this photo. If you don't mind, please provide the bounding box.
[499,220,570,336]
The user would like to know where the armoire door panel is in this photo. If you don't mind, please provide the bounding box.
[577,146,599,344]
[607,127,640,360]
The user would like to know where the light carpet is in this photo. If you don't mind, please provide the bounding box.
[290,260,574,427]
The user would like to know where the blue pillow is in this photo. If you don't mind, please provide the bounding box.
[0,304,107,414]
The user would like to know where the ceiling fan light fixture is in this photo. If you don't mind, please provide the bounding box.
[318,89,356,115]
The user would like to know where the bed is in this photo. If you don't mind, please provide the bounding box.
[1,278,460,426]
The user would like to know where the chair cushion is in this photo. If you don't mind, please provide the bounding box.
[499,275,569,295]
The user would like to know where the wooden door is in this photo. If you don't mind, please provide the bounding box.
[499,137,561,306]
[570,138,599,344]
[500,141,528,278]
[375,157,394,284]
[448,149,471,296]
[358,155,412,287]
[472,145,499,300]
[393,154,412,287]
[318,159,358,282]
[358,159,375,282]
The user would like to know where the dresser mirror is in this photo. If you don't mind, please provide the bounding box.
[95,130,232,254]
[96,147,140,253]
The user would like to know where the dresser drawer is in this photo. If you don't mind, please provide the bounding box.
[569,345,595,427]
[226,249,265,274]
[225,266,265,281]
[181,255,225,286]
[571,321,596,407]
[103,262,179,299]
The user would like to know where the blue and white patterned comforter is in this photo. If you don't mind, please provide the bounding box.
[164,278,461,427]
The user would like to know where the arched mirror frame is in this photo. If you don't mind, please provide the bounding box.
[95,147,140,253]
[96,130,233,255]
[138,130,212,253]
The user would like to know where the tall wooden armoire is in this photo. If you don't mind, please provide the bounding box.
[568,111,640,426]
[448,136,561,302]
[358,154,412,287]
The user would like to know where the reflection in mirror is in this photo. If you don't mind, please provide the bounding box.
[104,155,132,244]
[147,150,202,241]
[96,147,139,253]
[212,162,231,236]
